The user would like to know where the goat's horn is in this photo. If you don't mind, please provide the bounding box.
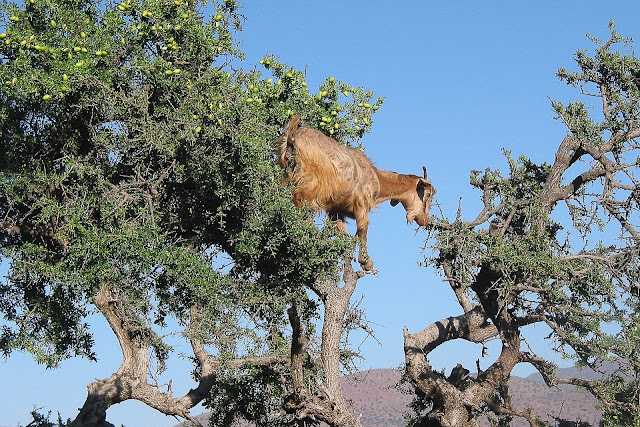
[284,114,301,137]
[422,166,428,180]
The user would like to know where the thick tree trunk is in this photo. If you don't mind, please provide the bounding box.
[404,262,524,426]
[284,261,365,426]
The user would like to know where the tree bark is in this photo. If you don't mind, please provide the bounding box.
[71,285,284,426]
[283,261,364,426]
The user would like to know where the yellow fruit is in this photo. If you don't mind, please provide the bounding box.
[42,94,52,100]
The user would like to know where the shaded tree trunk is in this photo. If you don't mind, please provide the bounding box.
[283,261,365,426]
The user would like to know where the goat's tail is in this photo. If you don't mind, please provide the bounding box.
[275,114,301,168]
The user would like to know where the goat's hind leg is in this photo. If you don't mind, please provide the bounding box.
[329,212,348,233]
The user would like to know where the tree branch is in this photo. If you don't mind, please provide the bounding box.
[71,287,285,427]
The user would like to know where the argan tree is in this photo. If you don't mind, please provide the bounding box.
[0,0,383,425]
[403,23,640,427]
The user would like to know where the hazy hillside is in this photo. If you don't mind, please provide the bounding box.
[182,367,601,426]
[340,369,601,427]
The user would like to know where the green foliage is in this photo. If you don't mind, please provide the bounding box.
[0,0,383,421]
[599,375,640,426]
[21,409,70,427]
[204,365,294,427]
[417,23,640,424]
[555,22,640,142]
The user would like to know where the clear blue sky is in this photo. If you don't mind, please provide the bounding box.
[2,1,639,426]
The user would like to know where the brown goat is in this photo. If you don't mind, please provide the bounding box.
[275,114,435,270]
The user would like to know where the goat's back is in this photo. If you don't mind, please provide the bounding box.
[279,126,379,215]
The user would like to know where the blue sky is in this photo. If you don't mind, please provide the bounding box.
[2,1,640,426]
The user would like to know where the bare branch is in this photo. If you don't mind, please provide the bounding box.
[71,287,286,427]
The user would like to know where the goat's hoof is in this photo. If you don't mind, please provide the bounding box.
[360,259,374,271]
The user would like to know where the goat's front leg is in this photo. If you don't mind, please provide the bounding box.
[354,209,373,271]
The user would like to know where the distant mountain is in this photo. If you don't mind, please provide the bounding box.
[340,368,601,427]
[183,367,601,426]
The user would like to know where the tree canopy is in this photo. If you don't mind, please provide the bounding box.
[0,0,382,424]
[404,22,640,427]
[1,0,639,426]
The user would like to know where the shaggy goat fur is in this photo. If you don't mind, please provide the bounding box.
[275,114,435,270]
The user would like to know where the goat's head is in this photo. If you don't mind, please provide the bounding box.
[390,166,436,227]
[275,114,301,168]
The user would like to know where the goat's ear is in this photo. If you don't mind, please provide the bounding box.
[417,178,431,189]
[390,199,400,207]
[418,179,436,195]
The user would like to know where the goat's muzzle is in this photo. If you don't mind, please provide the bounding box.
[409,213,431,227]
